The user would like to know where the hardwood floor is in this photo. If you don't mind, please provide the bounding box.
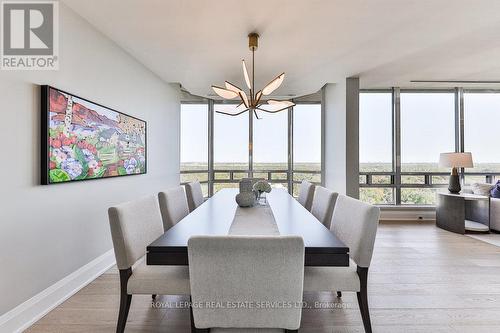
[26,221,500,333]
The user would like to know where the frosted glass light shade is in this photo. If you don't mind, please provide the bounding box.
[212,86,238,99]
[262,73,285,95]
[439,152,474,168]
[242,60,252,89]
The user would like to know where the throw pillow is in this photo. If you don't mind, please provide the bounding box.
[491,181,500,199]
[471,182,494,196]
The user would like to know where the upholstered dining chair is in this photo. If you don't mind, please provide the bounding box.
[158,186,189,230]
[297,180,315,211]
[303,194,380,333]
[108,196,190,333]
[186,181,205,212]
[188,235,305,333]
[310,186,338,229]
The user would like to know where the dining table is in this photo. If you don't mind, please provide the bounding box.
[147,188,349,267]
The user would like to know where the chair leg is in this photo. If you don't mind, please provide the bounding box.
[117,268,132,333]
[336,291,342,298]
[356,266,372,333]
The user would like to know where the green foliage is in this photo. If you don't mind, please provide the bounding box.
[49,169,70,183]
[117,166,127,176]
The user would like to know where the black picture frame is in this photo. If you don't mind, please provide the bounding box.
[41,85,147,185]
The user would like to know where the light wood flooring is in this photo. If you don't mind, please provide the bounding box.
[26,221,500,333]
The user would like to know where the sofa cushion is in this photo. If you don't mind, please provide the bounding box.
[491,181,500,199]
[471,183,494,196]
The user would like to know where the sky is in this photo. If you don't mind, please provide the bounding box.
[360,92,500,166]
[181,93,500,167]
[180,104,321,164]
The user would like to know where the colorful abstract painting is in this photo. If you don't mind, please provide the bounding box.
[41,86,146,184]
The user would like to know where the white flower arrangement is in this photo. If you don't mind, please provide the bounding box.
[253,180,272,194]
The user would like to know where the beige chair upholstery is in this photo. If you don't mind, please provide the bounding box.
[188,236,305,331]
[158,186,189,230]
[108,196,190,333]
[304,194,380,333]
[303,258,360,292]
[186,181,204,212]
[330,195,380,268]
[108,196,164,270]
[297,180,315,211]
[310,186,338,229]
[491,198,500,232]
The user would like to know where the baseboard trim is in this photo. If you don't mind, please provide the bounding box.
[0,249,116,333]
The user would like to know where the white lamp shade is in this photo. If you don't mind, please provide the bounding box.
[439,152,474,168]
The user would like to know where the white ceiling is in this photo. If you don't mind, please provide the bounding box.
[62,0,500,97]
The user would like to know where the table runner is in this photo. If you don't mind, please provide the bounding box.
[228,203,280,235]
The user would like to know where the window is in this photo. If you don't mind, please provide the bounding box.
[400,92,455,173]
[292,104,322,196]
[180,104,208,196]
[464,93,500,173]
[214,104,249,171]
[253,111,288,171]
[359,92,393,173]
[181,99,323,197]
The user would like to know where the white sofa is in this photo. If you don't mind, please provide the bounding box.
[462,186,500,232]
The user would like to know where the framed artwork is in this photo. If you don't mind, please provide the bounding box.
[41,85,147,184]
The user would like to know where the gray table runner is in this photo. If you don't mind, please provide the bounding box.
[228,203,280,235]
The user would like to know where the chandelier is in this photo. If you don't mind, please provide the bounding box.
[211,33,295,118]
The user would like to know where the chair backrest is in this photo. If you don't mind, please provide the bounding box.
[297,180,315,211]
[330,194,380,268]
[108,196,164,270]
[185,181,204,212]
[158,186,189,230]
[188,236,305,330]
[310,186,338,229]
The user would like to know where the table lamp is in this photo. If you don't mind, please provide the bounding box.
[439,152,474,194]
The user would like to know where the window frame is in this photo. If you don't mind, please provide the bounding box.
[180,99,324,197]
[360,88,500,206]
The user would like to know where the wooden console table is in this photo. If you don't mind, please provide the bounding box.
[436,192,490,234]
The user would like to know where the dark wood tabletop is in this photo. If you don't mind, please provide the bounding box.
[147,188,349,267]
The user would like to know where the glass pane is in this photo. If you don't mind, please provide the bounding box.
[233,172,249,180]
[214,104,249,170]
[293,104,321,173]
[400,93,455,172]
[359,93,393,172]
[401,175,425,184]
[214,172,230,180]
[359,175,367,184]
[253,172,269,180]
[464,175,489,185]
[293,172,321,183]
[464,93,500,172]
[432,175,449,185]
[359,188,394,205]
[254,111,288,171]
[401,188,439,205]
[213,182,239,193]
[180,104,208,171]
[181,172,208,183]
[371,175,392,185]
[271,172,288,180]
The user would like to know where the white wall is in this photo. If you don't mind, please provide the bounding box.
[324,81,347,193]
[323,78,359,197]
[0,4,180,315]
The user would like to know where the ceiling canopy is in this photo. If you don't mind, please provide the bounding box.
[63,0,500,96]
